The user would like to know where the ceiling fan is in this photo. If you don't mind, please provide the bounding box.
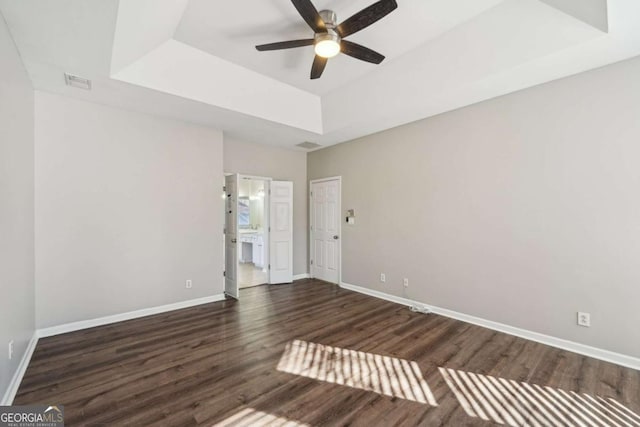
[255,0,398,79]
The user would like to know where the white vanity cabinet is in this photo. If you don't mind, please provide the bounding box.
[239,231,254,263]
[239,231,264,267]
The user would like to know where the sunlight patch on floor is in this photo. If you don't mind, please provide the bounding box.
[439,367,640,427]
[277,339,437,405]
[213,407,309,427]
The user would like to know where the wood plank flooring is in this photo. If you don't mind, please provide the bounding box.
[15,279,640,426]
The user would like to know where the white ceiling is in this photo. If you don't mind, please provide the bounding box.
[1,0,639,150]
[173,0,505,95]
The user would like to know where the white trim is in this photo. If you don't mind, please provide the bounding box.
[309,176,342,285]
[227,173,274,293]
[310,176,342,184]
[293,273,310,281]
[38,294,226,338]
[340,282,416,307]
[1,295,226,403]
[238,174,271,289]
[236,174,273,182]
[1,332,38,405]
[340,282,640,371]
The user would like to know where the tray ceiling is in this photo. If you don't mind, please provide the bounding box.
[1,0,638,149]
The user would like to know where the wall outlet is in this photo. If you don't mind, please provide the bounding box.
[186,279,193,289]
[403,278,409,288]
[577,312,591,327]
[380,273,386,283]
[8,340,13,360]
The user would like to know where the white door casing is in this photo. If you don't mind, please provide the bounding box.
[238,175,271,289]
[269,181,293,284]
[310,178,341,284]
[224,174,239,299]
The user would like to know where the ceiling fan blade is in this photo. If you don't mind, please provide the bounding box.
[310,55,328,79]
[336,0,397,38]
[291,0,326,33]
[340,40,385,64]
[256,39,314,51]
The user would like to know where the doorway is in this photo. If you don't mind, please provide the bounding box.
[310,177,341,284]
[224,174,294,299]
[237,176,269,289]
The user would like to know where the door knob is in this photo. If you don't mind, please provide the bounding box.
[333,235,339,240]
[231,238,237,243]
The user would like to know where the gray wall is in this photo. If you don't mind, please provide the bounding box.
[0,14,35,400]
[224,137,308,276]
[35,92,224,328]
[309,55,640,359]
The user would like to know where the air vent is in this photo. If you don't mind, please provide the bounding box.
[296,142,322,150]
[64,73,92,90]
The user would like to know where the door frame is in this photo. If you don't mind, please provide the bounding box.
[239,174,272,286]
[309,176,342,284]
[224,173,273,296]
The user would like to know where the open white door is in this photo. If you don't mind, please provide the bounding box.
[269,181,293,284]
[224,174,239,299]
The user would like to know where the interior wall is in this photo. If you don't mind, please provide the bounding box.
[35,92,224,329]
[223,136,308,276]
[0,13,35,401]
[308,55,640,359]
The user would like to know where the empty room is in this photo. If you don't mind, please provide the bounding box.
[1,0,640,425]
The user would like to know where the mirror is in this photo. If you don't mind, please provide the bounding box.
[238,197,250,227]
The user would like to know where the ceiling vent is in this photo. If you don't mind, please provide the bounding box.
[64,73,92,90]
[296,142,322,150]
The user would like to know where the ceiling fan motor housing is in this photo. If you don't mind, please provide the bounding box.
[319,10,337,29]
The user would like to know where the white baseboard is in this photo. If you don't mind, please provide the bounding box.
[340,282,640,371]
[38,294,226,338]
[293,273,310,281]
[1,332,38,405]
[340,282,416,307]
[1,295,226,404]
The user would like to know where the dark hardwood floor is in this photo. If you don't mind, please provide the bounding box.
[15,279,640,426]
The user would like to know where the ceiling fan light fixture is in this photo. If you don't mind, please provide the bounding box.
[314,33,341,58]
[255,0,398,78]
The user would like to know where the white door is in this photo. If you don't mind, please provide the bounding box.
[311,178,340,284]
[224,174,239,299]
[269,181,293,284]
